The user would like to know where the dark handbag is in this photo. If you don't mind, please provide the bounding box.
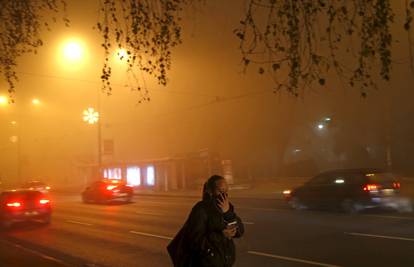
[167,225,189,267]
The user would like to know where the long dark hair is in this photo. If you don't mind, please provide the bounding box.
[202,175,225,201]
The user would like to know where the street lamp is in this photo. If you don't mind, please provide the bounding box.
[115,48,129,62]
[83,107,102,169]
[63,41,83,61]
[32,98,41,105]
[0,95,8,106]
[83,107,99,124]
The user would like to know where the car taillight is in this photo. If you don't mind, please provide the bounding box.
[283,190,291,196]
[393,182,401,189]
[39,199,50,205]
[6,202,22,208]
[363,184,380,192]
[106,185,117,191]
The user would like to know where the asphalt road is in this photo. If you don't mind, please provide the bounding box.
[1,194,413,267]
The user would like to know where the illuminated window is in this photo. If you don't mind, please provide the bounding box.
[127,166,141,186]
[105,168,122,179]
[146,166,155,186]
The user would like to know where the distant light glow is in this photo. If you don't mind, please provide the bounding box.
[63,41,83,61]
[335,179,345,184]
[11,121,17,125]
[0,96,8,105]
[10,135,18,143]
[324,117,332,122]
[83,107,99,124]
[127,166,141,186]
[317,124,324,130]
[115,48,129,62]
[32,98,40,105]
[146,166,155,186]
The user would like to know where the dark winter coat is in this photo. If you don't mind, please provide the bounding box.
[167,200,244,267]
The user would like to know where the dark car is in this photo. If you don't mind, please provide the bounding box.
[82,179,134,204]
[0,190,52,228]
[283,169,404,213]
[21,181,51,194]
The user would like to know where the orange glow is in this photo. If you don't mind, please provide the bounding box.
[0,95,8,105]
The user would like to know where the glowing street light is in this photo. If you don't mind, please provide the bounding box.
[83,107,99,124]
[63,41,83,61]
[317,124,325,130]
[0,95,8,106]
[115,48,129,62]
[32,98,41,105]
[83,107,103,169]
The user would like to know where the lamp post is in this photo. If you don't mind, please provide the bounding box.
[83,107,102,169]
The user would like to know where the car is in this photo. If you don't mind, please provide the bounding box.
[283,169,404,213]
[21,181,51,194]
[82,179,134,204]
[0,190,52,228]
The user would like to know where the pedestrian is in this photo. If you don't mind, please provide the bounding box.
[167,175,244,267]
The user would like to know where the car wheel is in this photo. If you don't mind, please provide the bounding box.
[42,215,51,225]
[126,195,133,203]
[341,199,362,214]
[289,197,307,210]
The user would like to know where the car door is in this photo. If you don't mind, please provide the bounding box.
[325,173,350,209]
[300,174,331,208]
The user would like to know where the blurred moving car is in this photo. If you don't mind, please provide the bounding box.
[21,181,51,194]
[0,190,52,228]
[283,169,405,213]
[82,179,133,203]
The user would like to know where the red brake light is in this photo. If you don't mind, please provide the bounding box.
[106,185,117,191]
[393,182,401,189]
[7,202,22,208]
[363,184,379,191]
[39,199,50,205]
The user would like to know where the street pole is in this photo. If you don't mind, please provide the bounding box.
[97,87,102,174]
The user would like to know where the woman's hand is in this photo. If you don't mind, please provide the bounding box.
[222,227,237,239]
[217,193,230,213]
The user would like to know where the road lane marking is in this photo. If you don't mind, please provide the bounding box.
[66,220,93,226]
[364,215,414,220]
[248,251,341,267]
[135,211,165,216]
[130,230,173,240]
[345,232,414,242]
[2,240,71,267]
